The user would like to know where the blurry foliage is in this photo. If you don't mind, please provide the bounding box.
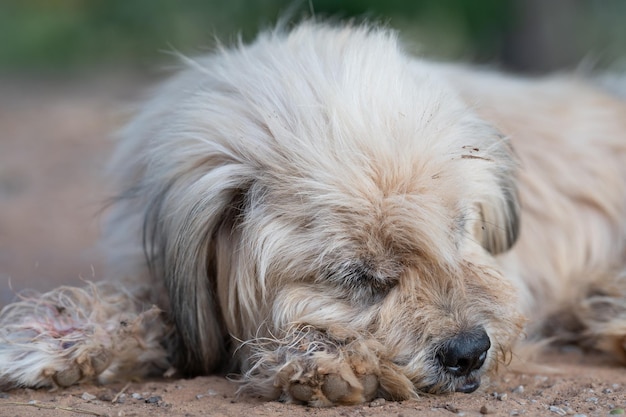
[0,0,625,73]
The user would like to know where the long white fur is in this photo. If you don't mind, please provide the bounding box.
[1,21,626,405]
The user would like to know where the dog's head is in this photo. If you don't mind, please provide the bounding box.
[125,23,524,397]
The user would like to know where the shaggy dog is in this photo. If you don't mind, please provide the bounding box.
[1,22,626,406]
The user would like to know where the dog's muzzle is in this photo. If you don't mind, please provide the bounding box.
[437,327,491,393]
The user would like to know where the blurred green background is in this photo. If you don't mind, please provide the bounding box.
[1,0,626,75]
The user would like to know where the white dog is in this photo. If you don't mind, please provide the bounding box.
[1,22,625,406]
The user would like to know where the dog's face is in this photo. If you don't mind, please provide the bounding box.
[213,82,524,394]
[136,24,526,398]
[236,114,523,394]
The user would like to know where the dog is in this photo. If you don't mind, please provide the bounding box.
[1,22,626,406]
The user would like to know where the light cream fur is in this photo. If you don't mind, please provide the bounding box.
[1,22,626,405]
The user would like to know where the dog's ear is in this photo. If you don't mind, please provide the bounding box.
[476,160,520,255]
[142,168,252,376]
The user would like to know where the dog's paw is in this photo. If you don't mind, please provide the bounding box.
[275,342,379,407]
[0,284,172,389]
[289,372,379,405]
[241,328,382,406]
[55,359,109,387]
[575,276,626,364]
[39,339,113,388]
[0,307,115,389]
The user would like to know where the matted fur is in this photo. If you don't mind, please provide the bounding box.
[1,22,626,405]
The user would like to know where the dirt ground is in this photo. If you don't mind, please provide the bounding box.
[0,77,625,416]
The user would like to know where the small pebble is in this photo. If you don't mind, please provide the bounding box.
[512,385,524,394]
[81,392,97,401]
[196,394,205,399]
[548,405,566,416]
[98,392,114,401]
[444,403,459,413]
[610,409,625,415]
[572,414,587,417]
[369,398,385,407]
[131,392,143,400]
[603,388,614,394]
[145,395,162,404]
[496,393,508,401]
[115,393,126,404]
[206,389,218,396]
[480,404,494,414]
[584,397,598,404]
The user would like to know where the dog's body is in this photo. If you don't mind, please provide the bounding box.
[1,23,626,406]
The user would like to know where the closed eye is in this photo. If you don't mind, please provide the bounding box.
[340,263,399,304]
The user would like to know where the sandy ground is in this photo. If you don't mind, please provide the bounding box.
[0,77,625,416]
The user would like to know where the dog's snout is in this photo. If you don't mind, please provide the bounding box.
[437,327,491,377]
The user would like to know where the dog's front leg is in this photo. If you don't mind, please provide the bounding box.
[235,285,416,406]
[568,269,626,362]
[238,326,381,406]
[0,282,173,389]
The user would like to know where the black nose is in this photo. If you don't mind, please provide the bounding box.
[437,327,491,376]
